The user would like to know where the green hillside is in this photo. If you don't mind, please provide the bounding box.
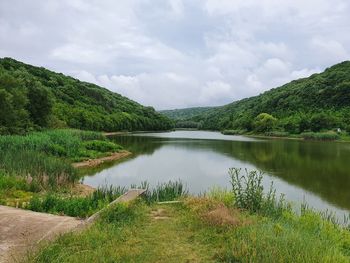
[160,107,216,128]
[160,107,215,120]
[180,61,350,134]
[0,58,173,134]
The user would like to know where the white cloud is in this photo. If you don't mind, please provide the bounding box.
[0,0,349,109]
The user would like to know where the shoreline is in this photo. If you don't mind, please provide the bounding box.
[72,150,132,168]
[172,128,350,143]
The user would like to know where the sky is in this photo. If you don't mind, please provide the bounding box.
[1,0,350,110]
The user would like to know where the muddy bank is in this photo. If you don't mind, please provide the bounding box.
[72,150,132,168]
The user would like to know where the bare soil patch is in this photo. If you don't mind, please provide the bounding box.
[202,205,240,227]
[150,208,170,220]
[70,183,96,197]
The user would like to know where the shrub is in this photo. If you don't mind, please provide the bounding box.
[253,113,278,133]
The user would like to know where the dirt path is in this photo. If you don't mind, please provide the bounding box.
[114,204,214,262]
[0,205,82,263]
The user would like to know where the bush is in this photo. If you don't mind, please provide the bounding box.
[254,113,277,133]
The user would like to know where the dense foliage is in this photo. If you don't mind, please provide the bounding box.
[160,107,214,121]
[0,57,173,135]
[166,61,350,134]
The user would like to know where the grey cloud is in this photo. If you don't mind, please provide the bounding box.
[1,0,349,109]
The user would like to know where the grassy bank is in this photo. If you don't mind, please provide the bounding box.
[0,129,125,208]
[0,129,122,189]
[222,129,349,142]
[27,169,350,262]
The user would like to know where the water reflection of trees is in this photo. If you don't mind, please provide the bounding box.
[88,134,350,210]
[178,139,350,209]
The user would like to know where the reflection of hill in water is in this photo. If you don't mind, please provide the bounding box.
[80,135,163,176]
[88,135,350,210]
[199,139,350,209]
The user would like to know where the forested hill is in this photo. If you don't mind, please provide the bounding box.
[171,61,350,133]
[160,107,215,120]
[159,107,217,129]
[0,58,173,134]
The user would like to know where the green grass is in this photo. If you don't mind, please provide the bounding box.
[0,129,123,190]
[28,197,350,263]
[221,129,246,135]
[301,131,341,141]
[26,171,350,262]
[140,180,189,203]
[26,185,127,218]
[264,131,291,137]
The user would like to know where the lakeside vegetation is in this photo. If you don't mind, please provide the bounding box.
[1,58,349,262]
[162,61,350,139]
[0,57,173,135]
[0,129,126,209]
[27,185,127,218]
[222,129,344,141]
[28,169,350,262]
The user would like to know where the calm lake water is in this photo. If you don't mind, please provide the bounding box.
[82,130,350,217]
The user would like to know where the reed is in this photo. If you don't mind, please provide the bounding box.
[27,185,127,218]
[0,129,122,189]
[301,131,340,141]
[139,180,188,203]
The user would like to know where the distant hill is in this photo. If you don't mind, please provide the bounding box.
[0,58,173,134]
[160,107,215,120]
[167,61,350,133]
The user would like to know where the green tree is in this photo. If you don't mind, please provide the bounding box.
[310,112,337,132]
[0,74,30,134]
[254,113,277,133]
[27,83,54,127]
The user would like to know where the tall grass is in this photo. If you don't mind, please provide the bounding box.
[264,131,290,137]
[0,129,122,189]
[229,168,289,217]
[221,129,246,135]
[301,131,340,141]
[134,180,188,203]
[27,185,127,218]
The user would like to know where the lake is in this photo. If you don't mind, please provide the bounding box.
[82,130,350,218]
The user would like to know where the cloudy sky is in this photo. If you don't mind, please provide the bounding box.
[1,0,350,110]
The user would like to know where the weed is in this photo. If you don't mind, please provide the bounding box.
[229,168,290,217]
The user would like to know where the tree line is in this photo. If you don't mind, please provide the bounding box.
[168,61,350,134]
[0,58,173,135]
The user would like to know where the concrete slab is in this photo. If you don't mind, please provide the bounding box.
[0,189,145,262]
[84,189,146,225]
[0,206,81,263]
